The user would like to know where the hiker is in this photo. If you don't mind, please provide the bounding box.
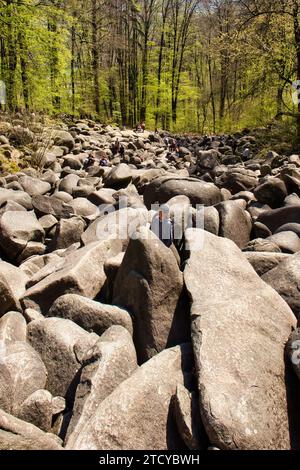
[100,156,109,167]
[151,205,174,248]
[83,155,95,169]
[119,144,125,159]
[164,136,170,149]
[136,123,142,133]
[242,147,251,160]
[170,138,177,152]
[111,139,120,156]
[141,121,146,133]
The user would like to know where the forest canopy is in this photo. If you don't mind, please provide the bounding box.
[1,0,300,133]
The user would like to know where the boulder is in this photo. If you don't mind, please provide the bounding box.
[104,164,132,189]
[22,239,121,314]
[17,389,53,432]
[27,318,98,400]
[245,252,290,277]
[0,312,27,345]
[266,231,300,254]
[19,176,51,197]
[0,262,28,316]
[215,201,252,249]
[254,177,287,208]
[257,205,300,234]
[49,217,86,250]
[66,326,137,446]
[48,294,133,336]
[81,207,148,249]
[32,195,73,219]
[54,130,75,151]
[275,223,300,237]
[0,189,32,210]
[113,227,190,364]
[184,229,298,450]
[203,207,220,235]
[173,384,205,450]
[68,344,193,450]
[143,176,222,209]
[59,174,80,195]
[68,198,99,219]
[263,252,300,320]
[243,238,281,253]
[0,211,44,260]
[1,341,47,414]
[0,409,62,450]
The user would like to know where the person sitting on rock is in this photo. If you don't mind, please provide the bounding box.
[100,156,109,167]
[83,155,96,169]
[151,205,174,249]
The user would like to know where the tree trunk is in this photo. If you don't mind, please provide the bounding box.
[91,2,100,115]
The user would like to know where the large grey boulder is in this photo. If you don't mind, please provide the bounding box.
[17,389,53,432]
[0,189,32,210]
[184,229,298,450]
[113,227,189,364]
[27,318,98,400]
[68,344,193,450]
[215,200,252,249]
[0,211,44,260]
[54,130,75,151]
[48,294,133,335]
[0,409,62,450]
[263,252,300,320]
[19,176,51,197]
[1,341,47,414]
[66,326,137,446]
[257,205,300,234]
[48,217,86,250]
[143,176,222,209]
[0,311,27,345]
[0,262,28,316]
[266,231,300,254]
[22,239,121,314]
[254,177,287,208]
[104,164,133,190]
[245,252,290,277]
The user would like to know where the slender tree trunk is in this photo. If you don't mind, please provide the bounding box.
[71,24,76,116]
[7,0,17,111]
[91,2,100,115]
[293,2,300,139]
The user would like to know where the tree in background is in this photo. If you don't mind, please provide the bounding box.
[0,0,299,134]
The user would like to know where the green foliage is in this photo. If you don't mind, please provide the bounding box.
[0,0,299,134]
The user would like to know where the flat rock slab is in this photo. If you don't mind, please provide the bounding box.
[21,239,121,314]
[262,252,300,320]
[27,317,99,400]
[68,344,193,450]
[0,409,62,450]
[66,326,137,446]
[48,294,133,336]
[184,229,299,450]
